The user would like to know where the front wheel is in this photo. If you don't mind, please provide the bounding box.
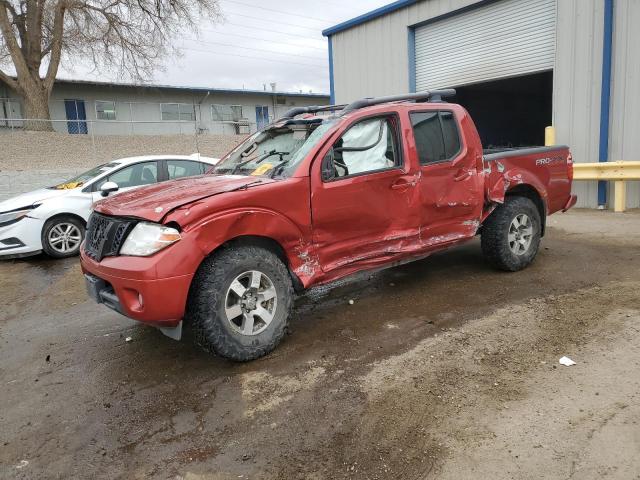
[186,245,294,361]
[41,215,85,258]
[481,196,542,271]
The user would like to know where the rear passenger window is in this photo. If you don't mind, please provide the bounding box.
[410,111,461,165]
[167,160,205,179]
[440,112,461,159]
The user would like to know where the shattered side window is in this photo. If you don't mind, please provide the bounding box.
[327,116,399,179]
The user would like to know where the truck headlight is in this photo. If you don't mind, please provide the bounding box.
[119,222,181,256]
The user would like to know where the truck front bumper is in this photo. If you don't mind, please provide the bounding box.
[80,248,194,329]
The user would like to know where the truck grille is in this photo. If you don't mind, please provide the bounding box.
[84,212,136,261]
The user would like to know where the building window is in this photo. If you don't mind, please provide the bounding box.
[95,100,116,120]
[211,104,243,122]
[161,103,195,121]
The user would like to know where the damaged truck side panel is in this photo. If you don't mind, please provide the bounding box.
[81,96,576,361]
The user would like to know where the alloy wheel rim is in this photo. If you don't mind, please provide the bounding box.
[224,270,277,336]
[508,213,533,255]
[48,223,82,253]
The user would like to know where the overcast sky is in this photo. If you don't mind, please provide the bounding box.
[57,0,391,95]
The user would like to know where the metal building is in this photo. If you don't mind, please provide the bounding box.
[323,0,639,209]
[0,79,328,136]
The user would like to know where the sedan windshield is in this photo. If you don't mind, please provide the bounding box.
[50,162,120,190]
[213,119,337,178]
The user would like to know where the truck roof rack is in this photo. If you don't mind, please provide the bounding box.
[341,89,456,114]
[279,104,348,120]
[278,89,456,121]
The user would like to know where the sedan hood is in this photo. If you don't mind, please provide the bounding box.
[0,188,71,212]
[94,175,271,222]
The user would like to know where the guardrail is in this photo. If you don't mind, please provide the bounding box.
[573,161,640,212]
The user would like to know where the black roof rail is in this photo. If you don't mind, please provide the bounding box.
[341,89,456,114]
[279,104,347,120]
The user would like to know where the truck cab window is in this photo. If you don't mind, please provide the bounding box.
[410,111,461,165]
[328,117,399,179]
[440,111,461,158]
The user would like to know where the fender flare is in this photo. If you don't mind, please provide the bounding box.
[191,208,319,286]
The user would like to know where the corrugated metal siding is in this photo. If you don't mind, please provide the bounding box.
[330,0,637,208]
[610,0,640,208]
[330,0,480,104]
[415,0,556,90]
[553,0,603,208]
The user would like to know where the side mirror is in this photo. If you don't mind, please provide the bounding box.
[100,181,119,197]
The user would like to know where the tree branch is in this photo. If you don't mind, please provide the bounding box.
[43,0,66,91]
[0,67,20,92]
[0,1,31,81]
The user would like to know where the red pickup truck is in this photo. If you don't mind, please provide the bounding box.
[81,91,576,361]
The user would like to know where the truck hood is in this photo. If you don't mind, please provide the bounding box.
[94,175,271,222]
[0,187,72,212]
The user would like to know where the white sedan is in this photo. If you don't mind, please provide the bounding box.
[0,154,218,259]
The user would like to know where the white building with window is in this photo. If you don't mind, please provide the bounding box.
[0,78,328,136]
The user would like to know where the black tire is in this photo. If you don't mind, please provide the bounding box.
[186,245,294,361]
[41,215,85,259]
[481,196,542,272]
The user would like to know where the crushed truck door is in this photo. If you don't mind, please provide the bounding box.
[309,113,421,273]
[408,108,484,245]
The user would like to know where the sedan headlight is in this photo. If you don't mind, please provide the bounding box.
[0,205,38,227]
[119,222,181,256]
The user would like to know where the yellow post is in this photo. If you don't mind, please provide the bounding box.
[545,126,556,146]
[614,181,626,213]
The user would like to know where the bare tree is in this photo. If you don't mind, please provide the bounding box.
[0,0,221,128]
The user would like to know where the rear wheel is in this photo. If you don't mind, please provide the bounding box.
[186,245,293,361]
[481,196,542,271]
[41,215,85,258]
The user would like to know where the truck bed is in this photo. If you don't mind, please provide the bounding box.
[483,145,569,160]
[483,145,573,217]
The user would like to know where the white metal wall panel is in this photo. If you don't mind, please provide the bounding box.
[414,0,556,90]
[553,0,603,208]
[330,0,481,104]
[329,0,634,209]
[610,0,640,208]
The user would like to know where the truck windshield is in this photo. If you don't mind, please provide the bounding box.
[49,162,120,190]
[213,119,337,178]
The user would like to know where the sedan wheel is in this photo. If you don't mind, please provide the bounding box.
[41,216,85,258]
[48,223,83,254]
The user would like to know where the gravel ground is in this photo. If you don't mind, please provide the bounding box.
[0,209,639,479]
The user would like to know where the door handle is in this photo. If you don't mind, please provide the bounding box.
[453,169,472,182]
[391,177,417,190]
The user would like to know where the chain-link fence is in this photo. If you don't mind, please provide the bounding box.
[0,117,258,136]
[0,118,247,201]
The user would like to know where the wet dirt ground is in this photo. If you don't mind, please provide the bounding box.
[1,209,639,480]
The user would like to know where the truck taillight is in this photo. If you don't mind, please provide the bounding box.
[567,153,574,181]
